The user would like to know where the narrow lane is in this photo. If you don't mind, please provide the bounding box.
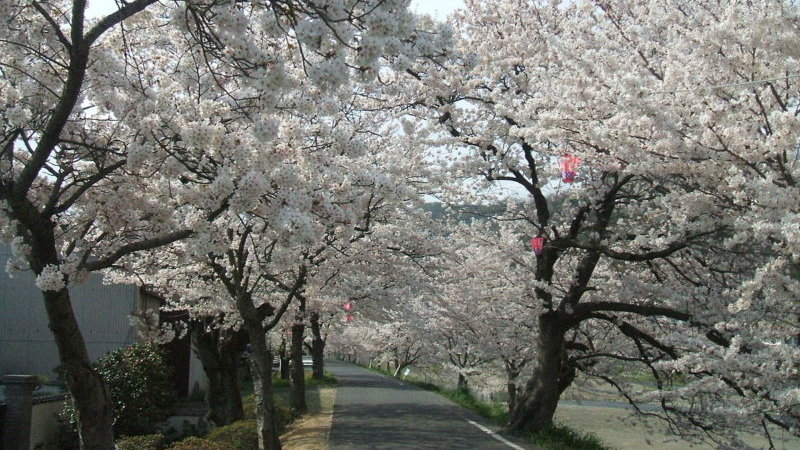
[327,360,534,449]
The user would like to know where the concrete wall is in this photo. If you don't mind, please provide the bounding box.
[29,395,66,450]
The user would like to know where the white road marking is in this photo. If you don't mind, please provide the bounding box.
[465,419,527,450]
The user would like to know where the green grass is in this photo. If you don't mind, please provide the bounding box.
[362,363,609,450]
[528,424,610,450]
[271,371,338,388]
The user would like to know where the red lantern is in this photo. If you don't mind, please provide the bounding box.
[346,314,353,323]
[530,236,544,256]
[559,154,580,183]
[343,302,351,311]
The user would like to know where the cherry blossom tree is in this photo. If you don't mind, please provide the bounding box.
[432,220,537,403]
[0,0,442,447]
[406,0,799,444]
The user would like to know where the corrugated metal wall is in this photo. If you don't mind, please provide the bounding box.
[0,248,139,381]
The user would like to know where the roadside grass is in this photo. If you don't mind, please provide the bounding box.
[240,370,337,397]
[363,363,609,450]
[272,371,338,388]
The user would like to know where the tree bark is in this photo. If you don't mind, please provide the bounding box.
[457,373,469,392]
[191,323,246,426]
[278,336,290,380]
[246,332,281,450]
[289,320,307,413]
[507,312,571,433]
[309,312,325,380]
[507,381,517,414]
[43,288,116,450]
[237,294,281,450]
[504,359,522,415]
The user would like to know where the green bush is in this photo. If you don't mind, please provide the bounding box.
[59,342,176,440]
[116,433,165,450]
[206,419,258,450]
[165,436,236,450]
[241,395,295,432]
[162,418,211,444]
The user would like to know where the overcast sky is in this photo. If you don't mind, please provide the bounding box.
[88,1,466,21]
[410,0,465,21]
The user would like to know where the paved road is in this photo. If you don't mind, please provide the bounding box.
[327,360,533,449]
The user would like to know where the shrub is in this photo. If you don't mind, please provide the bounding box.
[165,436,235,450]
[206,419,258,450]
[162,418,211,444]
[242,395,296,432]
[116,433,165,450]
[59,342,176,439]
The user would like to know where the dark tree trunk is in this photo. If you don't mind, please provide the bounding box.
[504,359,523,414]
[457,373,469,392]
[237,295,281,450]
[309,312,325,380]
[290,320,307,413]
[507,382,517,413]
[507,312,572,433]
[43,288,115,449]
[191,322,246,426]
[278,336,290,379]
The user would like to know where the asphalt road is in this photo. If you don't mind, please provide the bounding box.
[326,360,534,450]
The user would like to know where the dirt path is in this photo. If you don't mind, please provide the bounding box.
[280,387,336,450]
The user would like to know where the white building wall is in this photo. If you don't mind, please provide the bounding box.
[0,247,139,381]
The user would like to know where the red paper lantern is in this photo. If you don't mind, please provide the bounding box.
[530,236,544,256]
[343,302,351,311]
[346,314,353,323]
[559,154,580,183]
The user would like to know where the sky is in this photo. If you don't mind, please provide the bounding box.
[410,0,465,21]
[88,1,466,20]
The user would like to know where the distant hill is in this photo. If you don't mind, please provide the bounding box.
[423,202,507,223]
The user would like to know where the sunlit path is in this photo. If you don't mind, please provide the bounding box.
[327,360,534,450]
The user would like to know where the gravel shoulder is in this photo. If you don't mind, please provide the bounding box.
[280,386,337,450]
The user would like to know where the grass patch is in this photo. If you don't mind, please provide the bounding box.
[271,371,338,388]
[528,423,609,450]
[440,388,509,427]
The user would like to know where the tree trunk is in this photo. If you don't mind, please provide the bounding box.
[191,323,246,426]
[43,288,116,449]
[507,381,517,413]
[309,312,325,380]
[278,336,290,379]
[507,312,571,433]
[290,320,307,413]
[237,294,281,450]
[246,332,282,450]
[504,359,522,414]
[457,373,469,392]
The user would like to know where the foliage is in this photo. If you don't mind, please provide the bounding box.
[116,434,165,450]
[60,342,175,438]
[205,420,259,450]
[527,424,609,450]
[162,418,211,445]
[165,436,236,450]
[54,420,80,450]
[242,395,296,432]
[0,0,446,446]
[401,0,800,443]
